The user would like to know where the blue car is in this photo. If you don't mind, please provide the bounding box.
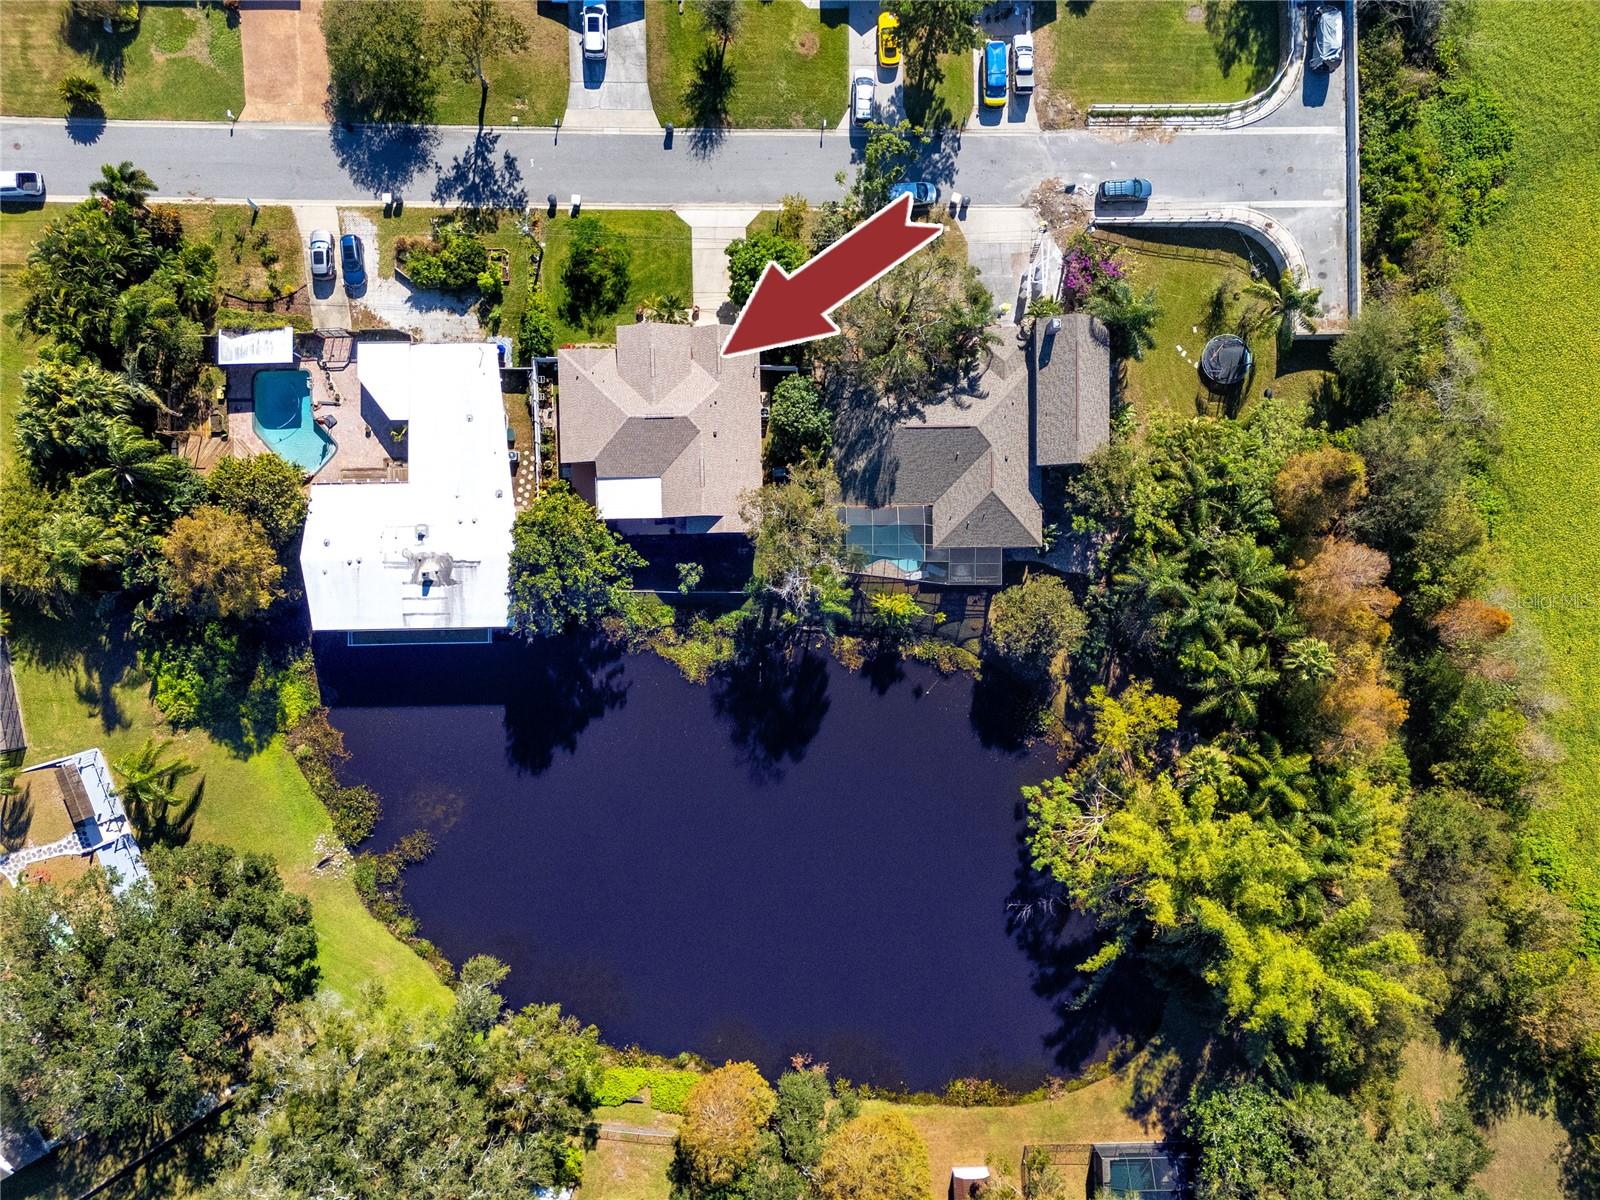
[1098,177,1153,202]
[339,233,366,289]
[982,40,1007,108]
[888,181,940,207]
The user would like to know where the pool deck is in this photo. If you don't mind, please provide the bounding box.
[222,358,403,481]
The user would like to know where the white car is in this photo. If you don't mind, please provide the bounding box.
[852,73,875,125]
[582,2,607,60]
[1012,32,1035,92]
[308,229,335,280]
[0,170,45,201]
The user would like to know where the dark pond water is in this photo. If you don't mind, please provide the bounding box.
[317,636,1140,1090]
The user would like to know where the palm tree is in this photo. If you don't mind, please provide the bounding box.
[1085,280,1160,361]
[641,293,692,324]
[1190,640,1280,727]
[91,161,158,208]
[1244,269,1323,356]
[113,738,199,843]
[42,511,128,595]
[82,420,190,507]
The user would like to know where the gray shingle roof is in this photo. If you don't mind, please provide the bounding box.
[1034,314,1112,466]
[557,324,762,533]
[836,316,1110,554]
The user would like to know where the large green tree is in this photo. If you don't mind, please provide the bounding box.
[819,248,994,406]
[560,216,634,330]
[1026,683,1427,1085]
[725,230,808,308]
[677,1061,776,1189]
[764,374,832,467]
[0,843,317,1141]
[985,573,1087,684]
[507,484,646,637]
[156,507,285,622]
[214,957,602,1199]
[323,0,440,122]
[816,1109,928,1200]
[206,453,310,548]
[740,463,856,631]
[883,0,982,93]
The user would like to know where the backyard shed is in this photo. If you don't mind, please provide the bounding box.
[216,326,295,366]
[1198,334,1253,391]
[950,1166,990,1199]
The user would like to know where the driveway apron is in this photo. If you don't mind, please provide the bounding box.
[564,0,661,130]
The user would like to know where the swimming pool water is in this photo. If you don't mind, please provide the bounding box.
[253,369,334,474]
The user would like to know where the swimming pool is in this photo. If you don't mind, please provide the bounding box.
[252,369,335,475]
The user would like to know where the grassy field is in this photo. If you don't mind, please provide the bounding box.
[429,0,570,126]
[1034,0,1280,124]
[1454,2,1600,933]
[646,0,848,129]
[0,206,55,480]
[905,48,975,129]
[179,204,307,298]
[1093,228,1332,426]
[361,206,691,346]
[0,0,242,121]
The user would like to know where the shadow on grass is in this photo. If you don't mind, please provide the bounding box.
[1205,0,1282,88]
[7,602,139,738]
[684,43,734,158]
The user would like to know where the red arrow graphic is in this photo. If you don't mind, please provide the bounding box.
[720,193,944,358]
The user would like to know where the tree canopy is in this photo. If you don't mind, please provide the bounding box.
[677,1061,777,1188]
[508,484,646,637]
[740,463,855,632]
[561,216,634,330]
[816,1109,928,1200]
[156,506,285,622]
[323,0,440,122]
[0,843,317,1141]
[764,374,832,467]
[215,958,602,1199]
[206,453,310,548]
[726,230,809,308]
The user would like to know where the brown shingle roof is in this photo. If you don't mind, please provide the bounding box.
[1034,314,1112,466]
[557,324,761,533]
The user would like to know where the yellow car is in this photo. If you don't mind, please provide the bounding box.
[877,11,900,68]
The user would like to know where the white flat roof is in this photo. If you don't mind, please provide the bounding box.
[217,327,294,365]
[595,476,664,520]
[300,342,516,632]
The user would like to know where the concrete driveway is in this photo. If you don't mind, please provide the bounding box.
[292,204,352,331]
[839,0,903,130]
[962,205,1047,323]
[565,0,660,130]
[970,6,1040,130]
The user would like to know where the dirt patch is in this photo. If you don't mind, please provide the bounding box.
[1186,4,1205,22]
[794,31,819,58]
[240,0,332,122]
[1030,24,1084,129]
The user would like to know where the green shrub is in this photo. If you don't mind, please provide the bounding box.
[594,1065,700,1112]
[646,1069,698,1114]
[399,226,489,292]
[57,74,102,111]
[215,308,313,333]
[517,292,557,364]
[596,1066,652,1108]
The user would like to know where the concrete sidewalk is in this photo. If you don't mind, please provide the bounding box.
[678,206,763,324]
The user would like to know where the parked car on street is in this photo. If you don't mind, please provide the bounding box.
[982,40,1008,108]
[339,233,366,289]
[852,73,875,124]
[582,1,608,60]
[0,170,45,202]
[1309,4,1344,71]
[308,229,335,281]
[1098,177,1153,202]
[888,181,940,207]
[1012,32,1035,92]
[877,11,900,68]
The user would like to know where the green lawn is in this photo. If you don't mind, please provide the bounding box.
[177,204,307,299]
[0,206,56,480]
[904,49,974,129]
[1454,1,1600,933]
[359,206,690,345]
[0,0,243,121]
[646,0,849,129]
[1035,0,1280,123]
[1094,228,1332,426]
[429,0,570,126]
